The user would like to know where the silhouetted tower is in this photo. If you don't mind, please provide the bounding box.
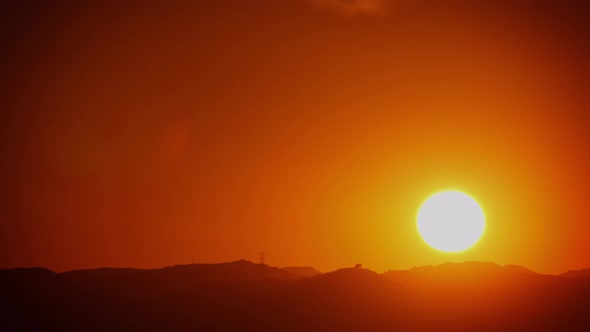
[260,252,265,265]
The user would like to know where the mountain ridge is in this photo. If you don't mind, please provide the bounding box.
[559,267,590,278]
[1,260,580,277]
[3,260,590,331]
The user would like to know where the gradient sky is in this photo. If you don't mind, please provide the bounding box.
[2,0,590,273]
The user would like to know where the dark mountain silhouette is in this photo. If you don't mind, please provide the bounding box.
[62,260,296,290]
[0,268,78,331]
[2,261,590,331]
[560,268,590,278]
[383,261,539,288]
[410,261,536,276]
[280,266,321,277]
[281,267,412,331]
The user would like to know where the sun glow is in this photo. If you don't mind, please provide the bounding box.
[417,190,485,253]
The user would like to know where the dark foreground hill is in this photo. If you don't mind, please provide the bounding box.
[560,267,590,278]
[280,266,321,278]
[2,261,590,331]
[383,261,540,288]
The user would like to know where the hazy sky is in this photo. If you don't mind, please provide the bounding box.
[2,0,590,273]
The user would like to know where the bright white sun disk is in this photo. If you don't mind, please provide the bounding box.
[417,190,485,252]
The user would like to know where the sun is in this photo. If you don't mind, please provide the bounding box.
[417,190,485,253]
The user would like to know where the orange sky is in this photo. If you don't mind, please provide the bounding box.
[2,0,590,274]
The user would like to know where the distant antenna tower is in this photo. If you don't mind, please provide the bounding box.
[260,252,265,265]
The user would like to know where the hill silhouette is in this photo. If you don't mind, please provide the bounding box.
[2,261,590,331]
[560,268,590,278]
[61,260,296,293]
[280,266,321,278]
[383,261,540,288]
[281,267,411,331]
